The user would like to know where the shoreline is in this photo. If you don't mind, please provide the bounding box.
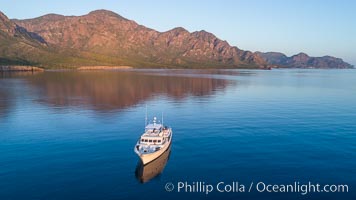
[77,66,133,70]
[0,66,45,72]
[1,65,354,72]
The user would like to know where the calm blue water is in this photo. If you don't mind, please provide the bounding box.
[0,69,355,200]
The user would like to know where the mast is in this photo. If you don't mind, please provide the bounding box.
[145,105,148,126]
[162,111,164,127]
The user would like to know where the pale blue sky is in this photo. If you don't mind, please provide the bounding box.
[1,0,355,65]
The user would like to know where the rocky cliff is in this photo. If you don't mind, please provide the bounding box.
[0,11,48,65]
[0,11,102,67]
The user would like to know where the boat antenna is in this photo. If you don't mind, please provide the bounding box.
[161,111,164,127]
[145,105,148,126]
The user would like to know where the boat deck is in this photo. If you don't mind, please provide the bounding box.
[142,129,170,137]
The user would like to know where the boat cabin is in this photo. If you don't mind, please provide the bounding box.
[139,136,163,145]
[138,116,170,145]
[139,123,163,145]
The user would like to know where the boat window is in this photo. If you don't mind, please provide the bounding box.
[153,140,157,143]
[141,139,144,142]
[144,139,148,142]
[158,140,161,143]
[149,140,152,142]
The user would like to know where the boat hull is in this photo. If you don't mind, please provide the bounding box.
[135,145,171,183]
[136,136,172,165]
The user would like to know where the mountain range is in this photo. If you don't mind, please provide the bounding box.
[256,52,353,69]
[0,10,353,69]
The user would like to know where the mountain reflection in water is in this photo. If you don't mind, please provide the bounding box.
[0,86,12,119]
[135,146,171,183]
[25,71,232,112]
[1,72,44,119]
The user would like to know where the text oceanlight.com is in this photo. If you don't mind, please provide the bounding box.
[164,181,349,195]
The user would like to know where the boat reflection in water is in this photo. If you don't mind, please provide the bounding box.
[135,145,171,183]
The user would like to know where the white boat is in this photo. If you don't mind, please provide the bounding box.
[134,116,173,165]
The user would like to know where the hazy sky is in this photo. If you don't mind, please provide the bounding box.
[1,0,355,65]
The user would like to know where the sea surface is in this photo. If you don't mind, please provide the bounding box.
[0,69,355,200]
